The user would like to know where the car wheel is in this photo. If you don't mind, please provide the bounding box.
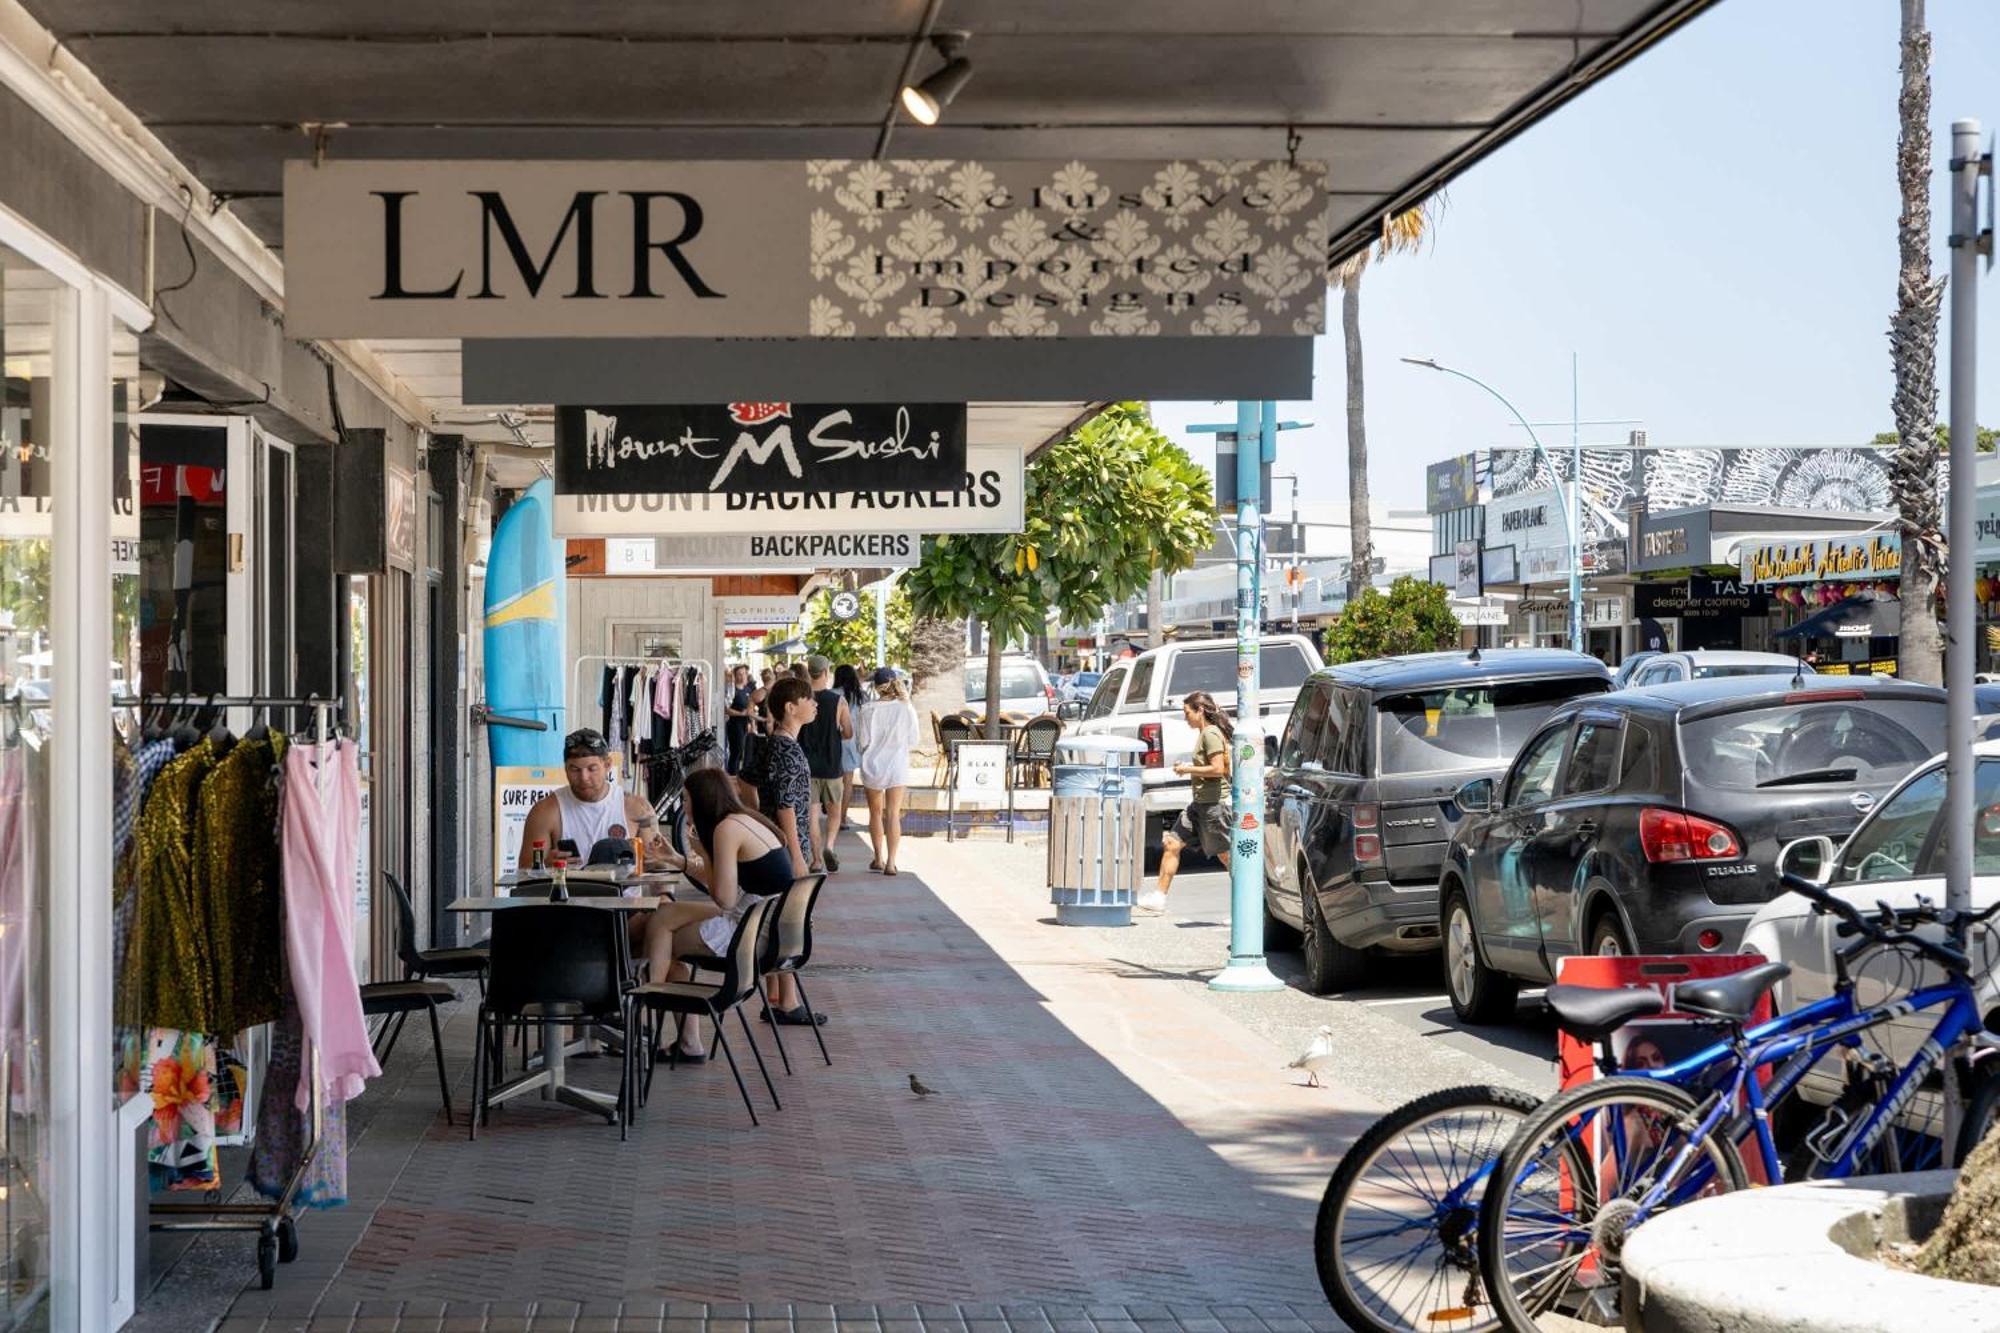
[1443,886,1519,1025]
[1299,866,1369,994]
[1589,912,1633,957]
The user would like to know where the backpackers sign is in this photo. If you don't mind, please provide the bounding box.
[1739,534,1902,585]
[282,158,1331,339]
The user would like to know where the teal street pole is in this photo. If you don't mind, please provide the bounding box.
[1402,357,1582,652]
[1212,398,1283,992]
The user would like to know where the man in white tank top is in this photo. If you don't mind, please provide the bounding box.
[517,728,668,867]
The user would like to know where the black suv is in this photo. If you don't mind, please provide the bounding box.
[1438,675,1948,1023]
[1262,649,1612,993]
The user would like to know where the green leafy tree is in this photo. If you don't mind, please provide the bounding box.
[1323,575,1463,664]
[1869,423,1997,451]
[905,402,1213,734]
[801,583,913,667]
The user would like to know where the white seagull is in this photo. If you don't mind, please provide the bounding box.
[1287,1026,1338,1087]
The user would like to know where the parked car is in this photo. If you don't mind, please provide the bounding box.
[1440,675,1949,1023]
[1621,649,1813,687]
[1070,633,1323,857]
[1261,648,1612,993]
[1744,741,2000,1144]
[1612,651,1660,689]
[1063,670,1103,704]
[963,653,1056,720]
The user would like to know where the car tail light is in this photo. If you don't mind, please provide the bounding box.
[1353,803,1382,863]
[1138,722,1163,768]
[1639,807,1743,863]
[1697,929,1724,951]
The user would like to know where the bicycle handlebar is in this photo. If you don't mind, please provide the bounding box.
[1779,871,1992,976]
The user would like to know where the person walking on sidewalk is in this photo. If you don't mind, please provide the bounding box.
[857,667,918,874]
[723,663,754,775]
[798,654,853,873]
[739,676,817,877]
[1137,691,1232,913]
[832,662,867,853]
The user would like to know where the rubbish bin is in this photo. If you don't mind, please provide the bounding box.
[1047,736,1147,926]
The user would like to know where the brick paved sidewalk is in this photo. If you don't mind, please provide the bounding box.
[173,835,1369,1333]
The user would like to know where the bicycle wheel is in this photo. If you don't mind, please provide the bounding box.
[1477,1076,1747,1330]
[1314,1085,1541,1333]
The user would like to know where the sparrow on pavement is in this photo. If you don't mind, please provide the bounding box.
[908,1074,941,1098]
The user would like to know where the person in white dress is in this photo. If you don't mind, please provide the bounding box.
[856,667,919,874]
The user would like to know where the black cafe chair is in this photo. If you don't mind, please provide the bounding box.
[469,904,638,1141]
[387,872,490,995]
[687,874,831,1073]
[360,979,458,1125]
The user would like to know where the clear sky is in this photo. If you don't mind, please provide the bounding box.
[1153,0,2000,511]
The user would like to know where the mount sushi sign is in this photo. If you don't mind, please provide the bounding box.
[553,443,1024,537]
[281,158,1331,339]
[555,401,965,494]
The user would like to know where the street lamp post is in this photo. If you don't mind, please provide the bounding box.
[1403,357,1583,653]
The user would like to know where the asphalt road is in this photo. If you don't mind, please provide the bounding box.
[1163,866,1560,1091]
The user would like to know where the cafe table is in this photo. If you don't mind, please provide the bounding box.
[449,880,682,1119]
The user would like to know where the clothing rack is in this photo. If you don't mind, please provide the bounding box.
[140,694,343,1291]
[570,655,716,794]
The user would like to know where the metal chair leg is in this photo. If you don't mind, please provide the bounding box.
[737,1006,781,1110]
[377,1009,412,1064]
[758,994,795,1075]
[469,1010,486,1141]
[710,1012,760,1127]
[793,975,833,1066]
[426,1003,454,1127]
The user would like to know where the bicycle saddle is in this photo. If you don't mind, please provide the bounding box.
[1675,961,1792,1024]
[1546,984,1665,1043]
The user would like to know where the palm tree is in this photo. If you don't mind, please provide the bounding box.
[1335,205,1437,602]
[1889,0,1945,684]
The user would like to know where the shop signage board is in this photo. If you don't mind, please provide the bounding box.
[1453,540,1482,598]
[1481,544,1519,585]
[553,401,966,494]
[653,531,919,570]
[1486,486,1566,555]
[1635,575,1771,619]
[283,158,1332,340]
[1427,454,1480,513]
[553,443,1024,537]
[1739,533,1902,585]
[1977,484,2000,561]
[953,741,1012,797]
[717,595,802,628]
[1451,598,1509,626]
[491,762,614,882]
[1634,507,1714,573]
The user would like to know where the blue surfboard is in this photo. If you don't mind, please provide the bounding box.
[483,478,565,767]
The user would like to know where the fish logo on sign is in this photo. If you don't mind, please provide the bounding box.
[728,403,790,426]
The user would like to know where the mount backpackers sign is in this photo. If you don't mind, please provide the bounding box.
[554,401,965,494]
[282,159,1331,339]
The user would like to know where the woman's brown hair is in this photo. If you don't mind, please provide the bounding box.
[683,767,782,857]
[1183,690,1234,742]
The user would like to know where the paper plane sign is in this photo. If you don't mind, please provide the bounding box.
[554,402,966,494]
[281,158,1331,339]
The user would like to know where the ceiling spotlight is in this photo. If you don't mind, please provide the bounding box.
[900,33,972,126]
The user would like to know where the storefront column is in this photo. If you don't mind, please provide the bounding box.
[49,280,114,1333]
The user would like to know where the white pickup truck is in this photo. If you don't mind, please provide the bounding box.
[1067,634,1324,855]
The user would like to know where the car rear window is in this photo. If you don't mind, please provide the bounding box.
[965,663,1045,702]
[1690,664,1804,680]
[1166,644,1314,697]
[1375,676,1609,776]
[1678,698,1944,791]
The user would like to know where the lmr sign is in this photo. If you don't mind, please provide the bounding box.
[282,159,1331,339]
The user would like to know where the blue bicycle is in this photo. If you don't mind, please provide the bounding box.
[1475,873,2000,1329]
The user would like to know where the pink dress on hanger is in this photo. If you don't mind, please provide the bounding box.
[280,739,379,1107]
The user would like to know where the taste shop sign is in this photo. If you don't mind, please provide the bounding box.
[1740,534,1903,585]
[554,401,965,494]
[282,159,1331,340]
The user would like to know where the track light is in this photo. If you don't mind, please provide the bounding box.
[900,34,972,126]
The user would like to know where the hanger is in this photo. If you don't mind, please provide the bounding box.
[243,697,271,744]
[205,692,235,754]
[168,696,201,752]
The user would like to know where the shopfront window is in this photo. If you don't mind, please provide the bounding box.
[0,242,60,1328]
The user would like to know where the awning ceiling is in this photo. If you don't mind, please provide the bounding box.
[20,0,1716,458]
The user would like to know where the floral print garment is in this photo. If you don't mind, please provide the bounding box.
[115,1028,247,1192]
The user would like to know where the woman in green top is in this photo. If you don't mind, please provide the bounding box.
[1138,690,1234,913]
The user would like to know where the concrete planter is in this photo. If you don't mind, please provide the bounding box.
[1621,1170,2000,1332]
